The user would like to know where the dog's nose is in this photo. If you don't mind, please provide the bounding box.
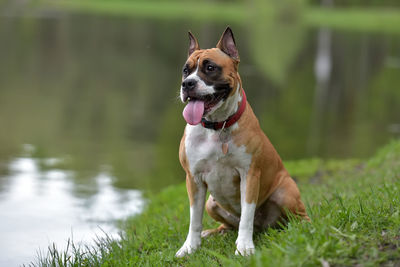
[182,79,197,91]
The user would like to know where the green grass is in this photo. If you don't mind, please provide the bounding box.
[37,0,247,22]
[36,1,400,33]
[34,140,400,266]
[305,7,400,33]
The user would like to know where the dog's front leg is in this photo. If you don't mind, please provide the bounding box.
[235,169,260,256]
[176,174,207,257]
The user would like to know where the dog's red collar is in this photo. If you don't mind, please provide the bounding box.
[201,89,247,130]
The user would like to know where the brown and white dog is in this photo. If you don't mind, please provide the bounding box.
[176,27,309,257]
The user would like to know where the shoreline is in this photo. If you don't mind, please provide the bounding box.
[35,140,400,266]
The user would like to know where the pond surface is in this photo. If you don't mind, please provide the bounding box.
[0,13,399,266]
[0,146,144,266]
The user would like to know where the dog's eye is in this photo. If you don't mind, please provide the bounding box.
[206,65,215,72]
[183,67,189,75]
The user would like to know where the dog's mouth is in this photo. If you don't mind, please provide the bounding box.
[184,93,226,111]
[182,91,226,125]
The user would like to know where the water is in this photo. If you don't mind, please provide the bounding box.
[0,145,144,266]
[0,12,399,266]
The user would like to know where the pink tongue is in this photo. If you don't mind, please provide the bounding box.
[183,100,205,125]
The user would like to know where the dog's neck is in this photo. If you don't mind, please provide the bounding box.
[204,83,242,123]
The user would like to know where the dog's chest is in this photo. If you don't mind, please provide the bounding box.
[185,125,252,209]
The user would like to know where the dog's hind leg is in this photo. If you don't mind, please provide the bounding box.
[266,176,310,224]
[201,195,239,238]
[201,224,231,238]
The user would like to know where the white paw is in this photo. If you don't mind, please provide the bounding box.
[201,229,214,238]
[235,238,255,256]
[175,238,201,258]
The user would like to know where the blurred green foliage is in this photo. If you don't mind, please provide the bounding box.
[309,0,400,7]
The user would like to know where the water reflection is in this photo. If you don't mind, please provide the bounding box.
[308,28,332,155]
[0,146,144,266]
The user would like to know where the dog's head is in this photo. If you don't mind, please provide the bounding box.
[180,27,242,125]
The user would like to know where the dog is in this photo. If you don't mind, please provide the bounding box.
[176,27,309,257]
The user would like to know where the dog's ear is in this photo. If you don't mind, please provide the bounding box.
[188,31,200,57]
[216,27,239,61]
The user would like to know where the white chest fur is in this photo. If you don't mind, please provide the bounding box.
[185,124,252,213]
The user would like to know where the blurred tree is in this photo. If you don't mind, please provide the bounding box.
[247,0,307,86]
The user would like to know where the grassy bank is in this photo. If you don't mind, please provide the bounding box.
[37,1,400,33]
[36,141,400,266]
